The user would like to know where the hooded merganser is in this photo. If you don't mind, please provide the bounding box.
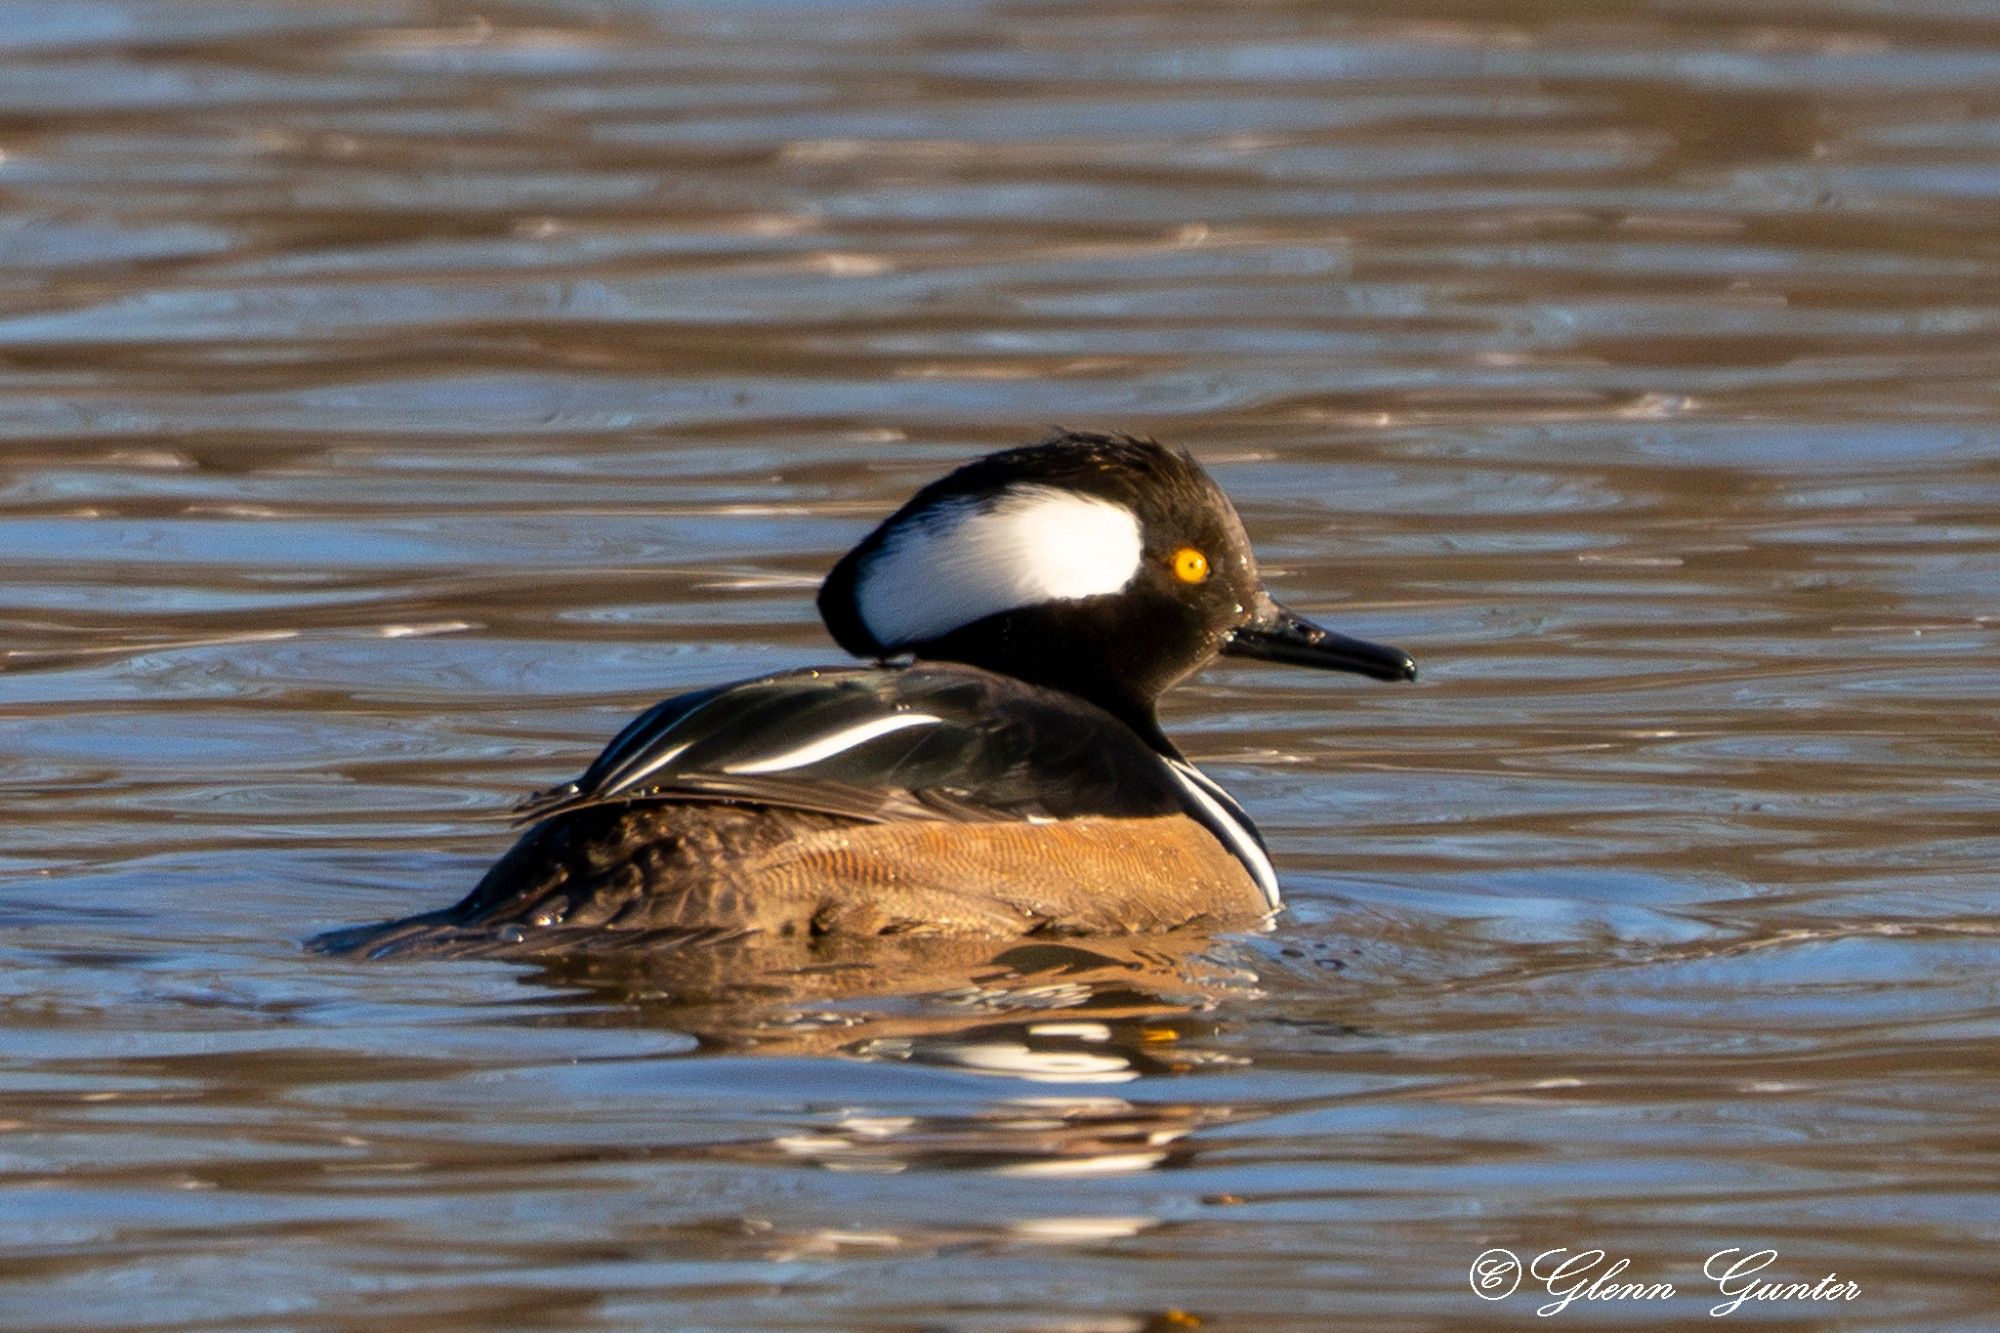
[314,431,1416,959]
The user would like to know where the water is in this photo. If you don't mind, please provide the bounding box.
[3,0,1998,1326]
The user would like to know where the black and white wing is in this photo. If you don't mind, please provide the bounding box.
[520,664,1184,826]
[515,662,1278,904]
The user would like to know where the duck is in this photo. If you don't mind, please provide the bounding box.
[313,430,1415,960]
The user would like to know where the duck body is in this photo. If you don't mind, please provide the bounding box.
[316,663,1273,958]
[315,432,1414,960]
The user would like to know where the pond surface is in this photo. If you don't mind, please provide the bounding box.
[2,0,1998,1326]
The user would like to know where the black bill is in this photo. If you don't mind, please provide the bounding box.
[1222,600,1417,682]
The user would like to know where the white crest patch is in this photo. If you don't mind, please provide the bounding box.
[855,484,1144,647]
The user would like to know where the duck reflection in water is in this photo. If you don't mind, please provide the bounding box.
[520,929,1259,1178]
[530,928,1252,1068]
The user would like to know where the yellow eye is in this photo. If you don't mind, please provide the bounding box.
[1172,547,1210,584]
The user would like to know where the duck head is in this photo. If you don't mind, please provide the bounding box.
[818,430,1416,745]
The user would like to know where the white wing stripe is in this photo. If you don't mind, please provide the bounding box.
[721,712,942,775]
[1168,760,1280,909]
[596,700,708,788]
[600,740,694,796]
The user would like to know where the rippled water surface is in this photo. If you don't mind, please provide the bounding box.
[3,0,1999,1326]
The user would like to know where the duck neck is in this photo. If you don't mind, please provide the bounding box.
[952,651,1183,757]
[1094,693,1180,759]
[904,610,1202,758]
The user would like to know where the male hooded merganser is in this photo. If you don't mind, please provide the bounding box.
[315,431,1415,959]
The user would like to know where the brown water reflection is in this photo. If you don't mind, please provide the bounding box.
[525,934,1252,1067]
[3,0,1999,1326]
